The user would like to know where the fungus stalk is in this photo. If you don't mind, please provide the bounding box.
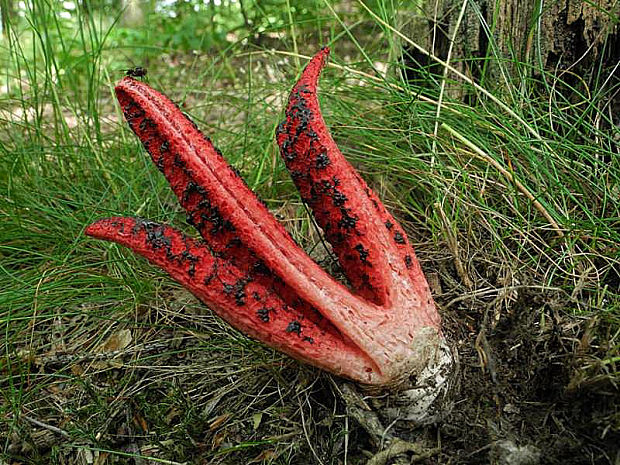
[86,49,453,421]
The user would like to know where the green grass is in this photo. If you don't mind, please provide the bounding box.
[1,0,618,463]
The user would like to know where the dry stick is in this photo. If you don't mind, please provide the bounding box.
[366,440,440,465]
[431,0,469,166]
[344,415,349,465]
[442,123,565,237]
[29,341,171,366]
[338,383,389,447]
[444,284,564,309]
[76,446,186,465]
[22,415,70,438]
[298,394,325,465]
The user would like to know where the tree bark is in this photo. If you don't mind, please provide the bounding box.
[394,0,619,89]
[1,0,15,38]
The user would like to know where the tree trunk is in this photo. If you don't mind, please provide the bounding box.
[394,0,619,90]
[0,0,15,38]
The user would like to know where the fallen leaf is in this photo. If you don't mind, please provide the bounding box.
[208,413,231,431]
[249,449,278,463]
[252,412,263,431]
[96,329,132,353]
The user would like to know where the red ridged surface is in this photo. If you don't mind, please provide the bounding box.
[113,78,372,332]
[85,217,373,379]
[276,48,429,308]
[115,77,342,329]
[85,53,443,388]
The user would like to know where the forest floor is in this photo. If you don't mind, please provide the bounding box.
[1,31,618,465]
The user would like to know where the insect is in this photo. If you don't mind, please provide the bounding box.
[124,66,147,79]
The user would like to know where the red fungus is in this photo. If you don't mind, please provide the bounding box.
[276,48,436,309]
[86,49,451,394]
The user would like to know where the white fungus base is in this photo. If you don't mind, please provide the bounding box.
[383,336,455,425]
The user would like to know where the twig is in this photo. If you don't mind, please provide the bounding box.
[29,341,170,366]
[443,284,564,308]
[367,439,439,465]
[22,415,70,438]
[435,201,474,288]
[338,382,389,447]
[298,393,325,465]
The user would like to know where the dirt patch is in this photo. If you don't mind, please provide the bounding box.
[383,284,620,464]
